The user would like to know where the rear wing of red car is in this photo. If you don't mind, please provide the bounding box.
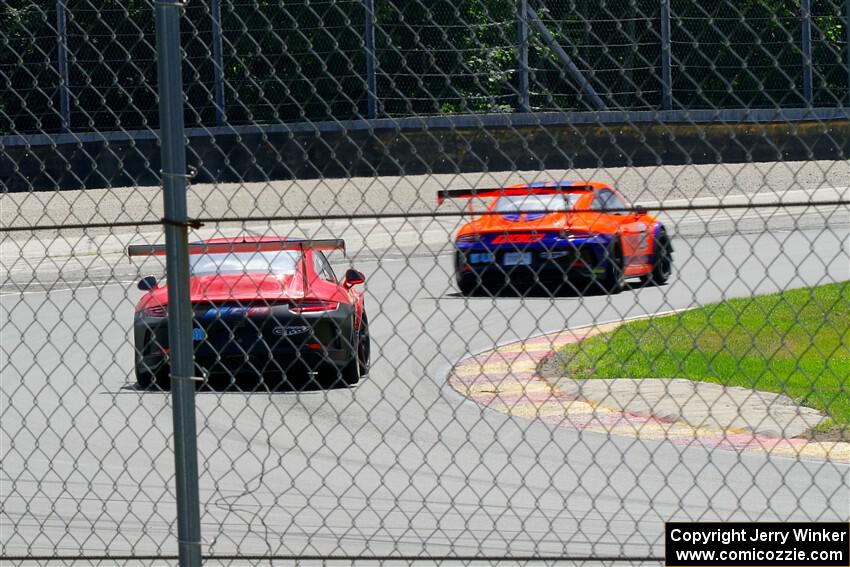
[127,238,346,258]
[128,239,346,292]
[437,186,594,205]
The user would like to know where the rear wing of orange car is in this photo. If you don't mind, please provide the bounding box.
[437,185,594,205]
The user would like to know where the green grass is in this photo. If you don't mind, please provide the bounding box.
[558,282,850,424]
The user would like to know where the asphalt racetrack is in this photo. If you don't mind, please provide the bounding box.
[2,194,849,559]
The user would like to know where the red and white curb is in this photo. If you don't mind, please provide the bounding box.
[448,318,850,464]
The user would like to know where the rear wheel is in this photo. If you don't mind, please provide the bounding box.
[135,365,170,391]
[457,273,478,296]
[339,314,370,386]
[641,230,673,286]
[598,238,625,294]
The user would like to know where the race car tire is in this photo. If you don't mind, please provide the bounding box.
[640,229,673,286]
[598,238,625,294]
[135,365,170,391]
[457,273,479,296]
[357,314,371,378]
[338,314,369,386]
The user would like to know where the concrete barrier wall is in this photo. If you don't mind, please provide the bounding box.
[3,116,848,192]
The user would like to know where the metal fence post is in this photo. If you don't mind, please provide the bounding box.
[56,0,71,130]
[517,0,530,112]
[212,0,226,126]
[625,0,636,99]
[801,0,813,105]
[364,0,378,119]
[527,6,606,110]
[660,0,672,110]
[154,1,202,566]
[846,0,849,105]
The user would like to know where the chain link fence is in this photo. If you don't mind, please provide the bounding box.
[2,0,850,565]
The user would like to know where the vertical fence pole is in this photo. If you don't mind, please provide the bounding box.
[517,0,530,112]
[846,0,849,105]
[527,7,606,109]
[801,0,813,105]
[211,0,226,126]
[154,1,202,566]
[364,0,378,119]
[625,0,636,101]
[660,0,672,110]
[55,0,71,130]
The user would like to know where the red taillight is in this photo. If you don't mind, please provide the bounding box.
[142,304,168,317]
[307,343,322,350]
[492,233,542,244]
[289,300,339,314]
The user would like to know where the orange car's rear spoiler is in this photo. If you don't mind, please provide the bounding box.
[437,186,594,205]
[128,238,346,258]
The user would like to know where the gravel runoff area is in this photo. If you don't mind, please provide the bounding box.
[5,159,848,232]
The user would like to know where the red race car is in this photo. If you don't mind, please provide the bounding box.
[439,181,673,295]
[129,237,370,390]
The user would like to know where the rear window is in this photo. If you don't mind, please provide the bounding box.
[190,251,301,275]
[494,193,583,213]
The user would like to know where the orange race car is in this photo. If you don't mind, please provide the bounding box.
[439,181,673,295]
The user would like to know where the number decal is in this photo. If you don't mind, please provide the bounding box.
[625,223,648,255]
[635,223,648,252]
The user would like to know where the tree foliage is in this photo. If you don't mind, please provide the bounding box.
[1,0,847,134]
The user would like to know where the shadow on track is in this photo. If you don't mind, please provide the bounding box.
[445,279,663,300]
[120,370,361,395]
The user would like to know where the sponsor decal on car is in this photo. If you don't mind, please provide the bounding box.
[202,306,249,320]
[273,325,309,336]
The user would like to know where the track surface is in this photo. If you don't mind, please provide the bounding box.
[2,220,849,559]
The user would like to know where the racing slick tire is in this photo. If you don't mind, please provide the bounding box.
[337,314,370,387]
[640,229,673,286]
[135,364,170,391]
[457,273,479,296]
[356,315,371,378]
[598,237,625,294]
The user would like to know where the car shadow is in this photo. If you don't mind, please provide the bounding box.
[445,279,666,299]
[123,372,359,394]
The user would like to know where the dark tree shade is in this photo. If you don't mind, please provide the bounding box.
[1,0,847,135]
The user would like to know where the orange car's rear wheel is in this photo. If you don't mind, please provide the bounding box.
[456,263,481,295]
[641,230,672,286]
[599,238,625,294]
[338,314,369,386]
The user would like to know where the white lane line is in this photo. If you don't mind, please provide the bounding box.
[0,281,133,297]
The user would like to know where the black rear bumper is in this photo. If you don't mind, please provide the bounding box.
[134,303,356,379]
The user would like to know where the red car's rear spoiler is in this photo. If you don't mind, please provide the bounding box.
[437,186,594,205]
[128,238,346,258]
[128,238,346,293]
